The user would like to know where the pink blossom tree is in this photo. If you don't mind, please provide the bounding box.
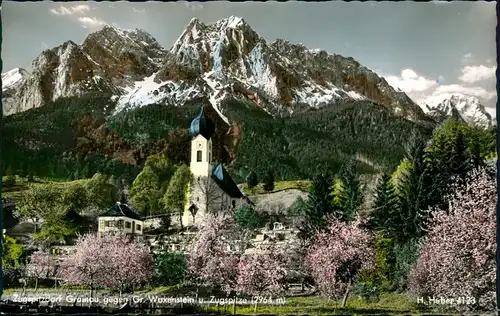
[236,248,289,296]
[188,212,245,294]
[408,168,496,312]
[26,250,57,291]
[305,217,375,306]
[58,233,110,297]
[100,234,153,296]
[59,233,152,297]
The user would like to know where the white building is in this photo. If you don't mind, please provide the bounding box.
[180,106,247,227]
[98,202,144,235]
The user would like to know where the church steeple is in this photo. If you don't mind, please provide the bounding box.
[189,106,215,140]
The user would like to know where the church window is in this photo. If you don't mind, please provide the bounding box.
[197,150,202,162]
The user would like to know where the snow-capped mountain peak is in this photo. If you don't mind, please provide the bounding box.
[2,68,29,90]
[423,93,494,128]
[4,17,430,126]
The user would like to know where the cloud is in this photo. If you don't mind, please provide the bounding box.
[49,4,107,30]
[431,0,450,5]
[461,53,474,64]
[384,68,437,93]
[458,65,496,83]
[78,17,107,29]
[383,67,496,113]
[432,84,496,101]
[132,7,146,14]
[50,5,90,16]
[184,2,204,12]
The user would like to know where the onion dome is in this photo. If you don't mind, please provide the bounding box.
[189,106,215,140]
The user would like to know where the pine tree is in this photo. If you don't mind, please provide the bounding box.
[396,139,428,242]
[448,129,472,185]
[246,171,258,189]
[338,155,363,222]
[301,173,334,239]
[262,171,275,191]
[369,173,400,236]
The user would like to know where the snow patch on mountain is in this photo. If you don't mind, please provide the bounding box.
[2,68,29,90]
[203,71,230,124]
[113,73,204,114]
[247,43,279,98]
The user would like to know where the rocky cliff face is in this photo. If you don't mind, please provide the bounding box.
[3,16,429,125]
[2,26,167,115]
[2,68,30,116]
[423,93,494,129]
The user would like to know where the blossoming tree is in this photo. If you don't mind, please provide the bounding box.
[305,217,375,306]
[26,250,57,291]
[59,233,152,297]
[409,168,496,312]
[100,234,152,296]
[236,248,289,296]
[188,212,243,294]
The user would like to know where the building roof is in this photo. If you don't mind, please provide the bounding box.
[212,164,243,198]
[189,106,215,140]
[99,202,143,221]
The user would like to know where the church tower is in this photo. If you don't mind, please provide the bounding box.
[183,106,216,227]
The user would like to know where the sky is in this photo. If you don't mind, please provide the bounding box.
[1,1,497,116]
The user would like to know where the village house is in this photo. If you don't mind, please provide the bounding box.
[98,202,144,235]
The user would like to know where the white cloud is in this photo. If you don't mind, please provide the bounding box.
[49,4,107,30]
[50,5,90,16]
[432,84,496,101]
[184,2,204,12]
[384,68,437,93]
[460,53,474,64]
[383,68,496,114]
[132,7,146,14]
[484,106,496,119]
[458,65,496,83]
[78,17,107,29]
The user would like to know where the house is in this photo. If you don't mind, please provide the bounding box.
[98,202,144,235]
[181,105,248,227]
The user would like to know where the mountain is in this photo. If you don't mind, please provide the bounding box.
[3,16,431,126]
[2,68,30,115]
[2,26,167,115]
[2,16,439,183]
[423,93,494,129]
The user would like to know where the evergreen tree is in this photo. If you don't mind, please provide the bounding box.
[448,129,472,185]
[396,138,428,242]
[338,156,363,222]
[262,170,275,191]
[301,173,334,239]
[246,171,258,189]
[369,173,400,236]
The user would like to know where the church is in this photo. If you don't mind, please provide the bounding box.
[180,106,247,227]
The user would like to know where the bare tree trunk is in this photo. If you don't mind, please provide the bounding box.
[342,278,352,307]
[34,278,38,292]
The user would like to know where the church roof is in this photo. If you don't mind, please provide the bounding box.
[189,106,215,140]
[212,164,243,198]
[99,202,143,221]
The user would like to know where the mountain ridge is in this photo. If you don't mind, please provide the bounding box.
[3,16,432,127]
